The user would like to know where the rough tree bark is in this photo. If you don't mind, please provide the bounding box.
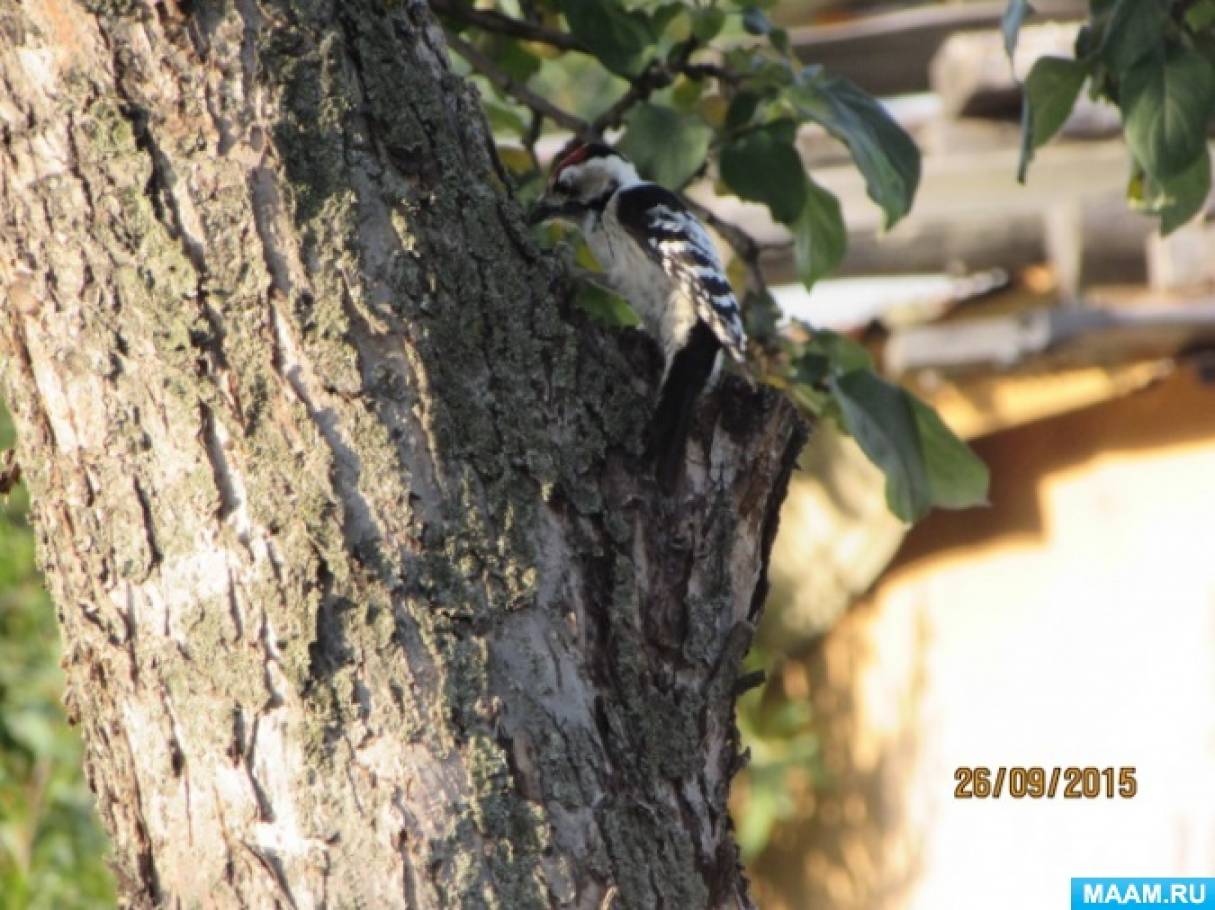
[0,1,804,906]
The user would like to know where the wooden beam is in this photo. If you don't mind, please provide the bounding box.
[791,0,1088,97]
[884,297,1215,376]
[931,24,1077,118]
[693,138,1153,280]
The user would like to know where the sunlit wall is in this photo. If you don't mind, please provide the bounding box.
[753,367,1215,909]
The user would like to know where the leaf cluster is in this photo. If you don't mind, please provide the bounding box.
[1012,0,1215,234]
[732,649,820,860]
[785,330,989,522]
[439,0,988,522]
[443,0,921,282]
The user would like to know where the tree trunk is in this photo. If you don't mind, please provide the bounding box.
[0,2,805,907]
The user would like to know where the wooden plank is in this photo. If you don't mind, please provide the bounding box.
[699,139,1131,239]
[1146,222,1215,291]
[928,24,1122,130]
[693,138,1153,280]
[884,297,1215,375]
[930,23,1077,118]
[791,0,1088,97]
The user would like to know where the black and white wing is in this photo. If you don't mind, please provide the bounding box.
[614,184,747,363]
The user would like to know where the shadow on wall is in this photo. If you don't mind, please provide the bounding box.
[900,365,1215,560]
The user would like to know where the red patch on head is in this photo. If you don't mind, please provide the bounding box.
[549,142,592,185]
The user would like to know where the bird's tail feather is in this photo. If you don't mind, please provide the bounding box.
[647,323,721,493]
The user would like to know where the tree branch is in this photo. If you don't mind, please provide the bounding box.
[590,39,706,134]
[433,0,739,107]
[446,31,590,136]
[443,22,763,292]
[429,0,588,53]
[682,61,739,84]
[523,109,545,171]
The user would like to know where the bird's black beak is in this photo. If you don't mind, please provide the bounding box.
[528,195,580,226]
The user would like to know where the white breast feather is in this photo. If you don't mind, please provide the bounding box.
[584,200,700,375]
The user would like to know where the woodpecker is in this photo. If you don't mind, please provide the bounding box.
[529,141,746,491]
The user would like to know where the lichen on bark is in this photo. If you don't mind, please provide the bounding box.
[0,1,805,907]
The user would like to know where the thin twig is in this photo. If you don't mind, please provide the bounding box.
[682,61,739,84]
[433,0,739,97]
[430,0,588,53]
[518,0,541,25]
[591,39,698,134]
[523,110,545,172]
[591,68,676,135]
[732,669,766,697]
[590,48,739,134]
[446,31,591,135]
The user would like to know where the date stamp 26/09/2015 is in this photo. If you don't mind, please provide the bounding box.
[953,766,1137,799]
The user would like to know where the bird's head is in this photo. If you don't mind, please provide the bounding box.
[528,141,640,225]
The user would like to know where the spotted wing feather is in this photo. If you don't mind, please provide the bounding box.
[614,184,747,363]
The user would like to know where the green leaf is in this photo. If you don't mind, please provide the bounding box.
[742,6,772,35]
[618,103,711,189]
[770,27,790,56]
[830,370,931,522]
[725,47,796,91]
[488,37,542,82]
[719,120,807,224]
[650,2,686,37]
[1074,22,1099,60]
[1017,56,1088,181]
[908,395,990,511]
[671,76,703,113]
[575,280,640,327]
[792,352,829,387]
[1130,149,1212,234]
[483,98,528,137]
[1157,152,1211,234]
[1101,0,1165,73]
[791,74,921,229]
[742,288,782,342]
[1002,0,1034,64]
[1186,0,1215,33]
[692,6,726,41]
[804,329,873,372]
[1122,47,1215,181]
[792,177,846,287]
[725,91,761,131]
[561,0,654,77]
[789,381,832,416]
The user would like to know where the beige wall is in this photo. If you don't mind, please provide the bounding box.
[754,368,1215,909]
